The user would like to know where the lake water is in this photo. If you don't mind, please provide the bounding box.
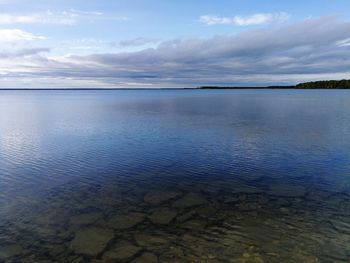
[0,90,350,263]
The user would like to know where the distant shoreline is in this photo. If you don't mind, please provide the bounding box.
[0,88,196,91]
[1,80,349,90]
[201,80,350,89]
[199,86,296,89]
[0,87,348,90]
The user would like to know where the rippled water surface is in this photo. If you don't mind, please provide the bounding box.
[1,89,350,263]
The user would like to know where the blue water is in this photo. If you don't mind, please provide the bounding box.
[0,90,350,262]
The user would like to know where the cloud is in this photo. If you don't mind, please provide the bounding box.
[0,10,128,25]
[0,48,49,59]
[1,16,350,88]
[0,14,38,24]
[337,38,350,47]
[0,29,46,42]
[199,12,290,26]
[116,37,160,47]
[0,11,78,25]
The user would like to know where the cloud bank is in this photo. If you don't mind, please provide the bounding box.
[1,16,350,88]
[199,12,290,26]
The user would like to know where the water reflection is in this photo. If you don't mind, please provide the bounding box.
[0,90,350,262]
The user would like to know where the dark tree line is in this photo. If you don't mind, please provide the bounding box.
[199,79,350,89]
[296,79,350,89]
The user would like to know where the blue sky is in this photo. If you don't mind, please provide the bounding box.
[1,0,350,88]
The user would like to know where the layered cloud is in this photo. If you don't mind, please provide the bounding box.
[1,16,350,87]
[0,48,49,59]
[199,12,290,26]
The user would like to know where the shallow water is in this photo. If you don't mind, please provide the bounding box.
[0,89,350,263]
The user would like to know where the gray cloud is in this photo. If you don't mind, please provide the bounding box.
[115,37,159,47]
[2,16,350,87]
[0,48,49,59]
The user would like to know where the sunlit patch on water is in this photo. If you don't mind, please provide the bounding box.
[0,90,350,262]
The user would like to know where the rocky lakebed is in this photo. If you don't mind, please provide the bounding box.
[0,174,349,263]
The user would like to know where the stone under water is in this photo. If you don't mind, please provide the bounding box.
[70,212,103,225]
[70,227,114,256]
[0,245,23,260]
[172,193,207,208]
[131,252,158,263]
[148,208,178,225]
[144,190,182,205]
[107,212,146,230]
[102,243,141,261]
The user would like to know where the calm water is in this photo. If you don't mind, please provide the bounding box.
[0,90,350,263]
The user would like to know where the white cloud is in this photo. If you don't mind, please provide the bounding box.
[336,38,350,47]
[0,10,127,25]
[0,11,75,25]
[0,14,37,24]
[199,12,290,26]
[0,29,46,42]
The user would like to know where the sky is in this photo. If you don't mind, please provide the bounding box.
[1,0,350,88]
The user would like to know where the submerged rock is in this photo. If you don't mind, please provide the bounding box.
[107,212,146,229]
[48,245,67,258]
[134,233,168,247]
[34,260,58,263]
[268,184,306,197]
[176,211,196,223]
[158,259,183,263]
[0,244,23,259]
[237,202,261,212]
[231,252,265,263]
[196,205,218,217]
[70,212,103,225]
[148,208,177,225]
[181,219,207,230]
[132,252,158,263]
[71,257,84,263]
[144,190,182,205]
[36,226,57,238]
[330,218,350,234]
[70,227,114,256]
[290,248,320,263]
[231,185,264,194]
[173,193,207,208]
[103,243,141,261]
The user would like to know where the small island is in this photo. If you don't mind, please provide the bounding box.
[200,79,350,89]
